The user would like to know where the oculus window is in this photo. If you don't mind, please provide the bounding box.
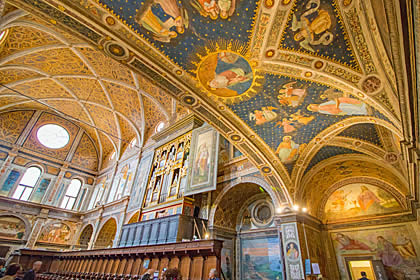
[61,179,82,210]
[12,167,42,201]
[37,124,70,149]
[156,122,165,133]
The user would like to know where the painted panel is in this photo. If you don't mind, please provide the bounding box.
[240,235,284,279]
[324,183,403,221]
[38,223,71,244]
[0,216,26,240]
[128,152,154,211]
[332,226,420,279]
[0,170,20,196]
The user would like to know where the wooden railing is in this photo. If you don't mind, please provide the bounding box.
[12,240,222,280]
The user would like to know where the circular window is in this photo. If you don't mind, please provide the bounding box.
[37,124,70,149]
[251,201,274,227]
[156,122,165,133]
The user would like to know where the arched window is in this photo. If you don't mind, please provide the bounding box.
[12,167,42,201]
[60,179,82,210]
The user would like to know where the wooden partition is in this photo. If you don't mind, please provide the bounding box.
[15,240,222,280]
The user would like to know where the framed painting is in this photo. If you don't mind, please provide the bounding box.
[185,125,219,196]
[240,235,284,280]
[127,151,154,211]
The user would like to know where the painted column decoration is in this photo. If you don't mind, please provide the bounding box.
[25,208,49,249]
[281,222,305,280]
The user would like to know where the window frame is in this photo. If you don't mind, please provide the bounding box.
[60,178,82,210]
[11,166,42,201]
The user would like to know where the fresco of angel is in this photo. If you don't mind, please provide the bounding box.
[308,89,368,116]
[249,107,279,125]
[291,0,334,52]
[135,0,189,43]
[191,0,236,20]
[277,81,307,107]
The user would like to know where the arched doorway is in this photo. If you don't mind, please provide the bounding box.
[94,218,117,249]
[210,182,284,280]
[78,224,93,249]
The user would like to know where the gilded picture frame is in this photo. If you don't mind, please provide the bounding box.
[185,125,219,196]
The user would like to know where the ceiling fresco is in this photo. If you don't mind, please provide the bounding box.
[1,0,409,204]
[98,0,258,70]
[278,0,360,71]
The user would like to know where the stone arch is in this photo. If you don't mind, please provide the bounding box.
[78,224,94,247]
[126,211,139,224]
[209,176,284,228]
[94,217,117,249]
[0,213,31,240]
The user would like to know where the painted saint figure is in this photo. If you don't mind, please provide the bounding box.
[277,81,307,107]
[286,243,299,260]
[334,233,373,251]
[249,107,278,125]
[376,236,404,267]
[357,185,381,212]
[308,97,368,116]
[208,52,253,94]
[191,0,236,20]
[195,143,210,178]
[275,136,305,163]
[136,0,188,42]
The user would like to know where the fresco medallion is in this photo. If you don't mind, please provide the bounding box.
[198,51,254,100]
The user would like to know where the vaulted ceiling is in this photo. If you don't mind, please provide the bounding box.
[0,0,415,206]
[0,8,189,170]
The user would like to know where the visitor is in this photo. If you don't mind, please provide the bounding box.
[161,268,180,280]
[141,269,154,280]
[22,261,42,280]
[0,259,6,278]
[0,263,22,280]
[208,268,220,280]
[358,271,369,280]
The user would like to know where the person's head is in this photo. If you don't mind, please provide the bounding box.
[290,243,295,249]
[32,261,42,272]
[361,271,367,277]
[162,268,180,280]
[283,136,292,143]
[5,263,21,277]
[209,268,217,278]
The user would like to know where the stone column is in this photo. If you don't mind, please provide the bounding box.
[25,208,49,248]
[88,207,104,250]
[275,213,305,280]
[113,198,129,248]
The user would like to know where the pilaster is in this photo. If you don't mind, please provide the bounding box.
[25,208,49,248]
